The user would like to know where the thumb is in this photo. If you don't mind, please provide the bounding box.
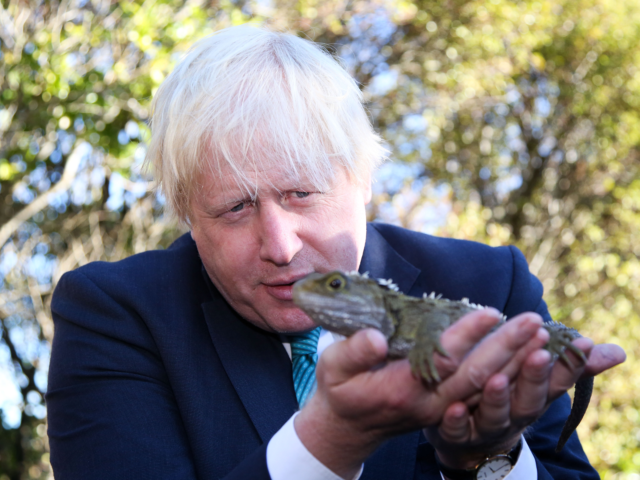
[318,329,388,385]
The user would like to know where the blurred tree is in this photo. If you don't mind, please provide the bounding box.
[0,0,638,478]
[0,0,250,477]
[356,1,640,475]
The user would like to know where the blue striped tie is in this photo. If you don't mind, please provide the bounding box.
[287,327,321,407]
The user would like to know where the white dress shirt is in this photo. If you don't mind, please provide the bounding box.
[267,330,537,480]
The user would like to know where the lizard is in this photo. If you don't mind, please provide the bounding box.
[292,270,593,453]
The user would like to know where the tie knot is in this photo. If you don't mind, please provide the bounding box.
[287,327,321,356]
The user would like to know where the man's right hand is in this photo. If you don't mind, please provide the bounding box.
[294,309,550,479]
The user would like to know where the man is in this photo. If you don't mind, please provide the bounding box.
[47,26,624,479]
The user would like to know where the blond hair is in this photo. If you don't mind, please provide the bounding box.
[145,25,387,222]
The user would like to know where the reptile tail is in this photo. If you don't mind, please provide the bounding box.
[556,376,594,452]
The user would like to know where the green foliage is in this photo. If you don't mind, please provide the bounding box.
[0,0,638,478]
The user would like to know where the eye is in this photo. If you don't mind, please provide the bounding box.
[229,203,244,213]
[293,191,311,198]
[326,273,345,291]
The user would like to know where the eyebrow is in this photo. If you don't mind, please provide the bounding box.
[199,194,250,214]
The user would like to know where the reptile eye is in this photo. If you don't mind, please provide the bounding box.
[326,274,345,291]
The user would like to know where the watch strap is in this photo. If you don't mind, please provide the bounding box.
[435,438,523,480]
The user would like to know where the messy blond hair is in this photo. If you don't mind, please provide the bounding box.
[146,25,387,222]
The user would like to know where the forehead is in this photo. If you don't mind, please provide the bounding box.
[196,157,337,203]
[193,120,369,205]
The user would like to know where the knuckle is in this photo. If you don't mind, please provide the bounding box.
[434,356,459,379]
[513,409,541,426]
[486,389,509,406]
[503,325,526,350]
[385,389,413,412]
[511,400,546,424]
[524,367,550,384]
[478,418,510,435]
[467,365,489,390]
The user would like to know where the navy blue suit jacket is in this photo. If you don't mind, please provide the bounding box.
[47,223,598,479]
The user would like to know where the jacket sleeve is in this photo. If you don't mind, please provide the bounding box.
[46,269,271,480]
[502,246,599,480]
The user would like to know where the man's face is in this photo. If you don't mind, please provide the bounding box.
[190,164,371,334]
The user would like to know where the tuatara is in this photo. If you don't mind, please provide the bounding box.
[292,270,593,453]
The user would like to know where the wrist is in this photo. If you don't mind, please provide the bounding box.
[435,435,522,470]
[294,397,380,479]
[436,437,523,480]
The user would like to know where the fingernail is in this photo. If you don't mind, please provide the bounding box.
[528,314,543,326]
[493,374,508,390]
[451,404,466,418]
[484,307,503,320]
[524,315,544,334]
[365,329,387,354]
[532,349,552,367]
[536,328,550,342]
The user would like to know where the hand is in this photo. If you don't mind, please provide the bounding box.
[294,309,548,479]
[428,323,626,470]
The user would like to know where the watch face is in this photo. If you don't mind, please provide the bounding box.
[476,456,512,480]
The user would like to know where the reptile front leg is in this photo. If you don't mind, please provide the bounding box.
[408,315,450,383]
[543,322,587,366]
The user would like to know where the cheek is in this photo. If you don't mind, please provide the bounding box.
[192,228,235,277]
[309,196,367,267]
[194,228,254,283]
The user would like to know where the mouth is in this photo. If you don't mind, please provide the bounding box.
[263,274,313,301]
[263,273,311,288]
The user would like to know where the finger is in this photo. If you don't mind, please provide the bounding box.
[475,374,511,437]
[433,308,504,378]
[440,308,504,359]
[438,402,471,443]
[499,327,549,381]
[319,329,388,386]
[439,313,543,401]
[462,325,548,411]
[511,349,553,423]
[547,338,593,399]
[582,343,627,377]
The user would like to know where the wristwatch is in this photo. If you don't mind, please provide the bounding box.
[435,438,522,480]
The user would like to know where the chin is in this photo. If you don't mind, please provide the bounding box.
[266,309,318,334]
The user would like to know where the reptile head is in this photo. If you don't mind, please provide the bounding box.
[292,271,393,337]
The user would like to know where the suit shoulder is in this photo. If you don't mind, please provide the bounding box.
[54,232,206,306]
[68,232,198,282]
[368,222,546,315]
[369,222,513,270]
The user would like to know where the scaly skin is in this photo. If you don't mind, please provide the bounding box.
[292,270,592,452]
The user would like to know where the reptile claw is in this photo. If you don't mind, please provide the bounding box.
[559,352,572,368]
[544,323,587,368]
[566,342,588,364]
[409,344,441,383]
[435,340,450,358]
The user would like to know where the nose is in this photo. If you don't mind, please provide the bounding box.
[258,204,303,266]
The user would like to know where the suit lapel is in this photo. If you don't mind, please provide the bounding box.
[360,223,422,296]
[201,270,298,443]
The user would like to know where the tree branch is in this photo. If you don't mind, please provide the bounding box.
[0,142,87,249]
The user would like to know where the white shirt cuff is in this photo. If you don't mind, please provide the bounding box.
[504,436,537,479]
[267,412,363,480]
[439,436,537,480]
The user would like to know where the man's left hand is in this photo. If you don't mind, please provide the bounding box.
[427,333,626,469]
